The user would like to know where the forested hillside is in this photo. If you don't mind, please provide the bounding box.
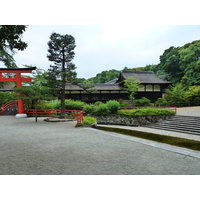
[80,40,200,86]
[78,69,120,83]
[139,40,200,86]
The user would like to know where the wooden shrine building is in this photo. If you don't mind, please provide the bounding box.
[64,71,171,103]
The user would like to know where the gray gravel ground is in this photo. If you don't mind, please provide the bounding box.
[177,106,200,116]
[1,115,200,175]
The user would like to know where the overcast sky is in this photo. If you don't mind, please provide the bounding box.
[11,25,200,79]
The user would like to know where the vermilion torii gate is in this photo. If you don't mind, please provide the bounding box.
[0,67,36,117]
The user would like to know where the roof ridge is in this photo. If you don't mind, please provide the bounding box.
[122,71,154,74]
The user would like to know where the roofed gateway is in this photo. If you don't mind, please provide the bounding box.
[65,71,171,103]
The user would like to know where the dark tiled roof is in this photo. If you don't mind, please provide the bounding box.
[0,67,36,71]
[105,78,118,84]
[65,83,124,91]
[0,83,15,91]
[118,71,171,84]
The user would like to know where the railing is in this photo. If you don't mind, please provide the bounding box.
[0,101,18,114]
[75,110,84,127]
[25,109,84,127]
[120,106,177,113]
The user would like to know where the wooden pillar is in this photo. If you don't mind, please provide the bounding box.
[15,72,25,114]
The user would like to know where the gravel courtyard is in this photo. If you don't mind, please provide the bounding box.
[177,106,200,116]
[1,112,200,175]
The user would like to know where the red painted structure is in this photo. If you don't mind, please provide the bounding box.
[0,100,17,114]
[25,109,84,127]
[0,67,36,114]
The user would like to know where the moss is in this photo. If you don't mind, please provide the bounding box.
[98,126,200,151]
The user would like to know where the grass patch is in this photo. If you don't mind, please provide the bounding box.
[83,116,97,126]
[98,126,200,151]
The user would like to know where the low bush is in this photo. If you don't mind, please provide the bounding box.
[65,99,85,110]
[83,116,97,126]
[155,98,168,106]
[83,104,94,114]
[106,100,120,114]
[118,99,129,107]
[43,101,60,109]
[93,104,109,116]
[117,108,175,116]
[135,97,153,106]
[0,92,18,105]
[94,101,103,106]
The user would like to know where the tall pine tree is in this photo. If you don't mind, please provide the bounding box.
[46,32,77,118]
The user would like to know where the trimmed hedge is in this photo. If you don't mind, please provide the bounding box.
[83,100,120,115]
[106,100,120,114]
[117,108,175,116]
[65,99,85,110]
[83,116,97,126]
[93,104,109,116]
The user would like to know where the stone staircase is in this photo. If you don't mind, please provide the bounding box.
[145,115,200,136]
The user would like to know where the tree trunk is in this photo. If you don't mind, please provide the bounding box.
[60,58,66,119]
[35,100,38,122]
[60,87,65,119]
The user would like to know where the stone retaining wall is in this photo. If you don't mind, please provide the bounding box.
[95,114,173,126]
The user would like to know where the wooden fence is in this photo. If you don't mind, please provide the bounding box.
[25,109,84,127]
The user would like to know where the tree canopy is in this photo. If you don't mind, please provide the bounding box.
[0,25,28,68]
[87,69,120,83]
[124,77,140,101]
[46,32,77,118]
[14,86,55,122]
[135,40,200,86]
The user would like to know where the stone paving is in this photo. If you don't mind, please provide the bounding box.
[1,113,200,175]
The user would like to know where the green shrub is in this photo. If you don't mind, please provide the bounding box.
[106,100,120,114]
[43,100,61,109]
[118,98,129,107]
[94,101,103,106]
[93,104,109,116]
[65,99,85,110]
[0,92,17,105]
[135,97,153,106]
[83,116,97,125]
[117,108,175,116]
[83,104,94,114]
[155,98,168,106]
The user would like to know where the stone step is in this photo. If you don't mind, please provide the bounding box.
[149,125,200,134]
[145,126,200,136]
[145,115,200,136]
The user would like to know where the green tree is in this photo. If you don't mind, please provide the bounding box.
[14,86,55,122]
[28,66,48,87]
[124,77,140,102]
[158,46,183,84]
[46,32,77,118]
[164,85,187,106]
[184,85,200,106]
[87,69,120,83]
[0,92,18,106]
[0,25,28,68]
[155,40,200,86]
[179,40,200,85]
